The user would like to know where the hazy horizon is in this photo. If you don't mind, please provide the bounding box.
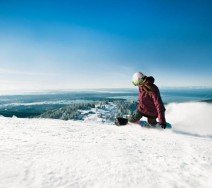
[0,86,212,96]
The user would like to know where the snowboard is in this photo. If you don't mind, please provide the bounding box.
[115,117,172,129]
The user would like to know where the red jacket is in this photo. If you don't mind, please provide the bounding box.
[137,77,166,124]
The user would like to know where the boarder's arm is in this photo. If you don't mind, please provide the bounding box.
[151,88,166,126]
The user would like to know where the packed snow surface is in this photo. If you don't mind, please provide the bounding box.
[0,102,212,188]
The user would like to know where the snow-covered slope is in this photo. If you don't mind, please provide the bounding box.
[0,102,212,188]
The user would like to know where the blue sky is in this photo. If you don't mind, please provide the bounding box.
[0,0,211,92]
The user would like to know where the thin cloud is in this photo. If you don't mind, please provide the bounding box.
[0,68,58,76]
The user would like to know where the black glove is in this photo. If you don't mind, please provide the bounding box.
[159,122,167,129]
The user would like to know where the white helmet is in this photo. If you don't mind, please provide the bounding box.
[132,72,146,86]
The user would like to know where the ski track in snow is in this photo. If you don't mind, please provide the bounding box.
[0,117,212,188]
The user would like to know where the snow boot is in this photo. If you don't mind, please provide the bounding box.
[115,117,128,126]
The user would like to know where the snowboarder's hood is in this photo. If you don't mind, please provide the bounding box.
[145,76,155,85]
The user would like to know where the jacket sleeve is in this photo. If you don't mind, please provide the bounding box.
[137,87,142,110]
[151,88,166,124]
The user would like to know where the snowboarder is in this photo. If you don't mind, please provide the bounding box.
[129,72,167,129]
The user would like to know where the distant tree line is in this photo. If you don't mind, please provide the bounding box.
[39,102,96,120]
[39,99,138,121]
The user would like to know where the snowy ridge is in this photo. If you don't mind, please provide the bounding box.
[39,100,135,122]
[0,102,212,188]
[80,102,118,124]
